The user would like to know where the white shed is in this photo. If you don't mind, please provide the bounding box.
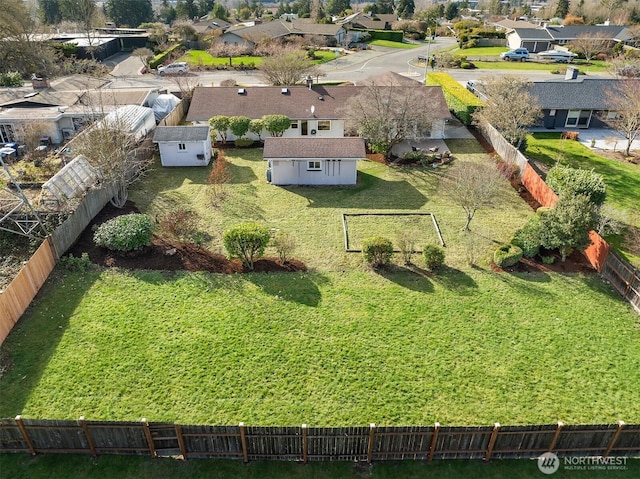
[264,137,365,186]
[153,125,212,167]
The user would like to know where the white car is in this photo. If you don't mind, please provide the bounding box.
[537,50,577,63]
[158,62,189,75]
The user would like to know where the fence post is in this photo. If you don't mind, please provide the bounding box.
[367,423,376,463]
[141,418,157,458]
[428,422,440,462]
[239,422,248,463]
[548,421,564,452]
[15,415,36,456]
[484,423,500,462]
[301,424,308,464]
[175,423,187,460]
[79,416,97,457]
[603,421,625,458]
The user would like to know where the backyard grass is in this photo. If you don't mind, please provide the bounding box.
[470,61,608,73]
[129,141,532,271]
[369,40,419,49]
[2,454,638,479]
[1,267,638,425]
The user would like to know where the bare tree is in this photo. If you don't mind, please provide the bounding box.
[73,102,153,207]
[473,75,541,149]
[339,81,434,159]
[170,73,199,100]
[258,47,320,86]
[606,79,640,156]
[441,162,505,231]
[569,32,611,63]
[133,47,154,71]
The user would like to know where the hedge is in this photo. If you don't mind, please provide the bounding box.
[352,29,404,43]
[150,43,184,69]
[426,72,484,125]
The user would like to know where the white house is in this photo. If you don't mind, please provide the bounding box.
[153,125,212,167]
[264,137,365,185]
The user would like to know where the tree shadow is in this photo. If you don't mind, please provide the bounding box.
[0,268,99,416]
[375,264,434,293]
[430,266,478,295]
[227,162,258,184]
[246,272,329,307]
[281,171,428,209]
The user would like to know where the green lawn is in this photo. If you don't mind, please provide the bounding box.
[370,40,419,49]
[453,46,509,56]
[2,142,638,430]
[179,49,336,68]
[129,142,532,271]
[2,454,639,479]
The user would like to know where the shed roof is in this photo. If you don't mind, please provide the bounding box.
[264,137,366,159]
[153,125,210,142]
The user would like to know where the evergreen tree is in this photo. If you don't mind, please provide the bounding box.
[106,0,153,28]
[444,2,459,20]
[38,0,62,25]
[326,0,351,16]
[396,0,414,18]
[555,0,569,18]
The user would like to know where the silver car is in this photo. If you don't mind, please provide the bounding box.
[158,62,189,75]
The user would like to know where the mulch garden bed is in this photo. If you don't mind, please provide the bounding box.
[66,202,306,274]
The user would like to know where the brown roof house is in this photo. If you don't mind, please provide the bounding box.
[219,20,346,47]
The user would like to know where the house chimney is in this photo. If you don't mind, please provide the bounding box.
[565,66,579,80]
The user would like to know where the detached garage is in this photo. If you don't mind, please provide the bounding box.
[153,126,212,167]
[264,137,365,186]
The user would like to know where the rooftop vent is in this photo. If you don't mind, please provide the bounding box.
[281,88,289,94]
[318,95,324,101]
[237,88,246,94]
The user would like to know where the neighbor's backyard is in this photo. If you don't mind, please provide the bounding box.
[1,140,638,427]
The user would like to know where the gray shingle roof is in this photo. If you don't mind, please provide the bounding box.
[153,125,210,142]
[545,25,628,40]
[508,28,553,40]
[186,84,451,122]
[264,137,366,159]
[528,78,625,110]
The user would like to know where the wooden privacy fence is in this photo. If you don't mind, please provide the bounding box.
[158,98,190,127]
[481,123,639,314]
[0,238,56,344]
[1,418,639,461]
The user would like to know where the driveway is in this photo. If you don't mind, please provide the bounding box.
[573,129,640,152]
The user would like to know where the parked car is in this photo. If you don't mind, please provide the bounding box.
[158,62,189,75]
[536,50,577,63]
[500,48,530,62]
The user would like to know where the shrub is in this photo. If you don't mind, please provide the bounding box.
[59,252,92,272]
[0,72,23,87]
[542,255,556,264]
[149,43,183,69]
[546,165,607,205]
[272,231,296,263]
[362,236,394,267]
[561,131,579,140]
[234,138,254,147]
[422,244,445,270]
[511,216,542,258]
[496,159,520,180]
[223,222,271,270]
[158,208,200,241]
[396,230,419,265]
[93,214,153,252]
[493,244,523,267]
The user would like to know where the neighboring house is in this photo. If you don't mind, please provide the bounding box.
[220,20,345,47]
[95,105,156,142]
[506,24,634,53]
[153,125,212,167]
[186,73,451,141]
[192,18,231,36]
[490,18,538,31]
[0,76,158,145]
[264,137,365,185]
[336,12,398,31]
[528,73,628,129]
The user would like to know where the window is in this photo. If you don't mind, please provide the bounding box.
[290,122,298,129]
[549,109,556,116]
[566,110,580,127]
[307,161,321,170]
[0,124,15,143]
[178,143,186,150]
[317,120,331,131]
[607,111,619,120]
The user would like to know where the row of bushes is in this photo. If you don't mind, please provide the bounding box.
[149,43,184,69]
[426,72,484,125]
[362,236,445,271]
[351,28,404,43]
